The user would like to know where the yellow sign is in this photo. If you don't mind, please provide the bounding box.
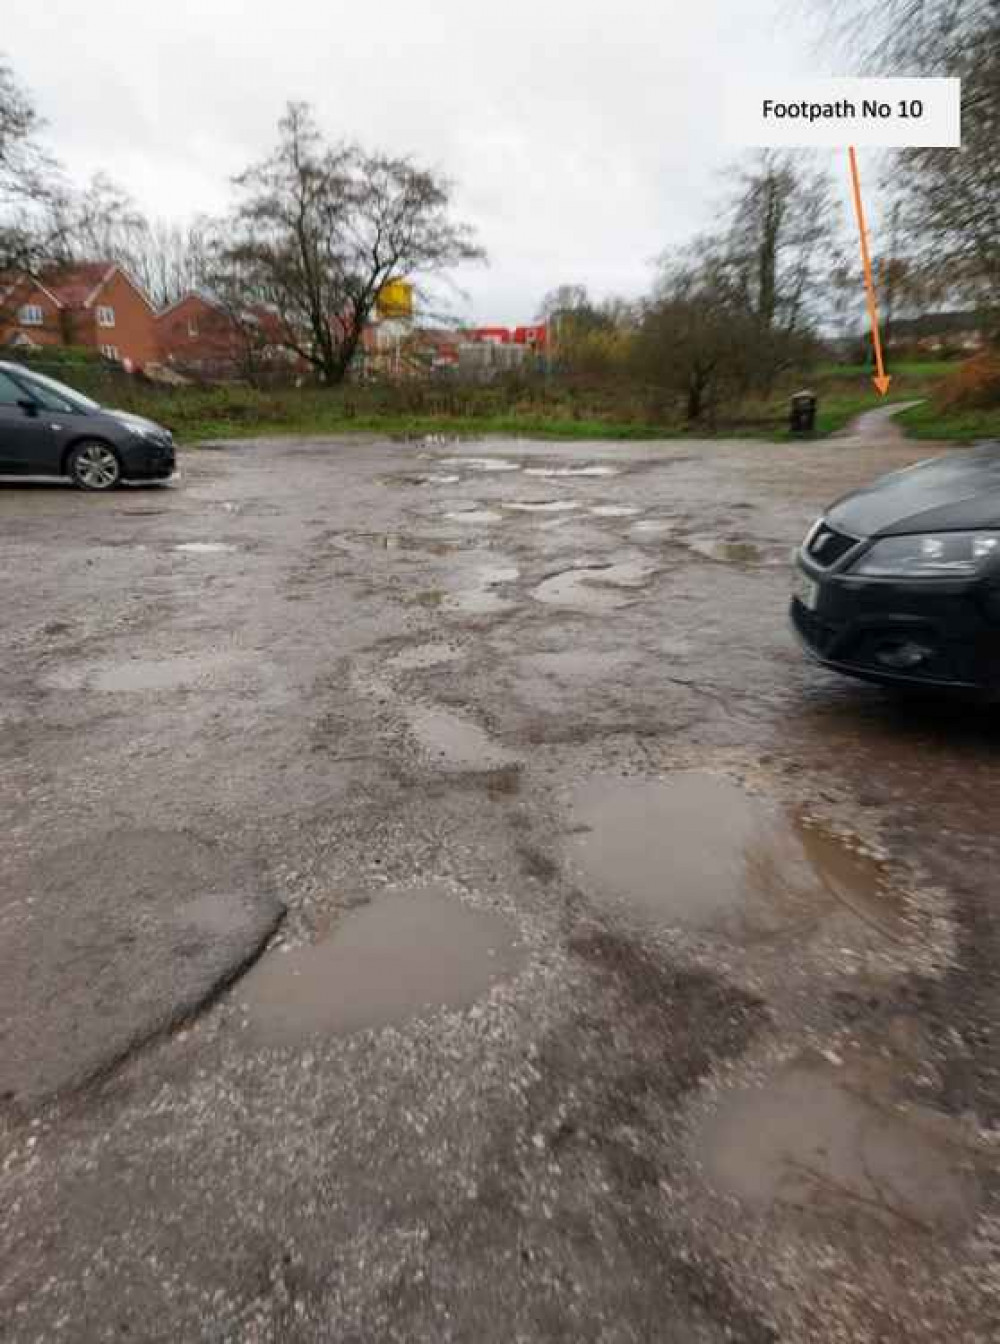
[377,280,414,320]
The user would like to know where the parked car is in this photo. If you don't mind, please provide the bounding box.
[791,443,1000,691]
[0,361,175,490]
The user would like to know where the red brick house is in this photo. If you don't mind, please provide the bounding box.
[155,293,246,378]
[0,262,159,368]
[157,292,308,381]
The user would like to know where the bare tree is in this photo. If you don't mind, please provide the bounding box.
[0,55,67,276]
[636,245,757,423]
[217,103,483,384]
[70,192,212,307]
[717,151,840,387]
[818,1,1000,316]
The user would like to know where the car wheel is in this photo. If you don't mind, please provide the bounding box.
[68,441,122,491]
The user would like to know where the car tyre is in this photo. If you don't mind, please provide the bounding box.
[67,441,122,491]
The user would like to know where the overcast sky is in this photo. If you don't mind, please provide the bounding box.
[6,0,834,324]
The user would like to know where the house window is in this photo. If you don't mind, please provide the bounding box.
[187,317,199,338]
[99,344,120,361]
[96,306,116,328]
[18,304,44,326]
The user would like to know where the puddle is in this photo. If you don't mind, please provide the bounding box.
[173,542,238,555]
[443,563,519,617]
[404,703,517,770]
[504,500,580,514]
[444,589,513,616]
[525,465,619,478]
[387,643,464,672]
[43,650,262,693]
[438,457,521,473]
[445,509,504,525]
[685,537,784,566]
[239,886,522,1044]
[698,1060,977,1230]
[590,505,640,517]
[518,649,631,681]
[532,559,654,611]
[421,473,461,485]
[631,519,674,538]
[565,772,904,939]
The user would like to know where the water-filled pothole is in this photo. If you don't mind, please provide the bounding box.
[239,886,522,1043]
[445,508,504,525]
[173,541,238,555]
[698,1059,977,1231]
[504,500,580,514]
[444,563,520,616]
[43,650,263,693]
[405,703,517,770]
[684,537,786,566]
[532,560,654,611]
[525,465,619,478]
[386,643,464,672]
[438,457,521,473]
[565,772,905,939]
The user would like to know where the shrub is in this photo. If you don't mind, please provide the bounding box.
[934,351,1000,410]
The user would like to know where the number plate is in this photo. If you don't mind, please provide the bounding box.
[794,569,819,611]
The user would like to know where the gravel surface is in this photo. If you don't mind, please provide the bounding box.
[1,419,998,1342]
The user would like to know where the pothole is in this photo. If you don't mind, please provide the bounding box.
[173,541,238,555]
[504,500,581,514]
[404,703,517,770]
[684,537,786,566]
[438,457,521,473]
[525,465,619,478]
[697,1058,978,1231]
[43,651,264,693]
[564,772,906,939]
[532,559,654,611]
[238,886,523,1044]
[386,643,465,672]
[444,508,504,525]
[631,519,674,538]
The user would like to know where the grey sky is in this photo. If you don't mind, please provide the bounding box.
[7,0,829,324]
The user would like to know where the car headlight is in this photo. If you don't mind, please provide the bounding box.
[851,531,1000,577]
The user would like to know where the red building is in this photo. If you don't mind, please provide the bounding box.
[0,262,159,368]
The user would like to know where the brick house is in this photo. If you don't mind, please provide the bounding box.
[157,291,308,381]
[0,262,159,368]
[156,292,246,378]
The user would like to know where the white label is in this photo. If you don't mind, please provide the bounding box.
[725,78,961,148]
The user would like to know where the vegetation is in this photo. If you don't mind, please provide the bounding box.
[10,347,958,444]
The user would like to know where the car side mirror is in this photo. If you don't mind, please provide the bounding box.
[17,398,39,417]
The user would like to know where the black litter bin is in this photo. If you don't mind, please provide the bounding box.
[789,390,817,434]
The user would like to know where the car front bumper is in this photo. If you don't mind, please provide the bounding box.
[120,438,176,481]
[790,553,1000,691]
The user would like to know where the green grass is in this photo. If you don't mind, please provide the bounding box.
[13,347,982,446]
[895,401,1000,441]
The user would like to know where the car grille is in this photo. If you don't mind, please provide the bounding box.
[806,522,859,569]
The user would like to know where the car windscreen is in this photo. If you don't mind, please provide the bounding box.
[13,368,101,414]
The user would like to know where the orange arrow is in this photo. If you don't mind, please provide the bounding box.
[848,146,891,397]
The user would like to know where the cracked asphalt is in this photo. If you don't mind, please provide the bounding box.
[2,413,999,1342]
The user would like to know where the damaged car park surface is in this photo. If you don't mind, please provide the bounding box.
[1,423,999,1341]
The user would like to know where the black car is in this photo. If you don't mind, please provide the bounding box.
[792,443,1000,692]
[0,361,175,490]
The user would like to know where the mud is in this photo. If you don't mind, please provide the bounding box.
[238,886,523,1044]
